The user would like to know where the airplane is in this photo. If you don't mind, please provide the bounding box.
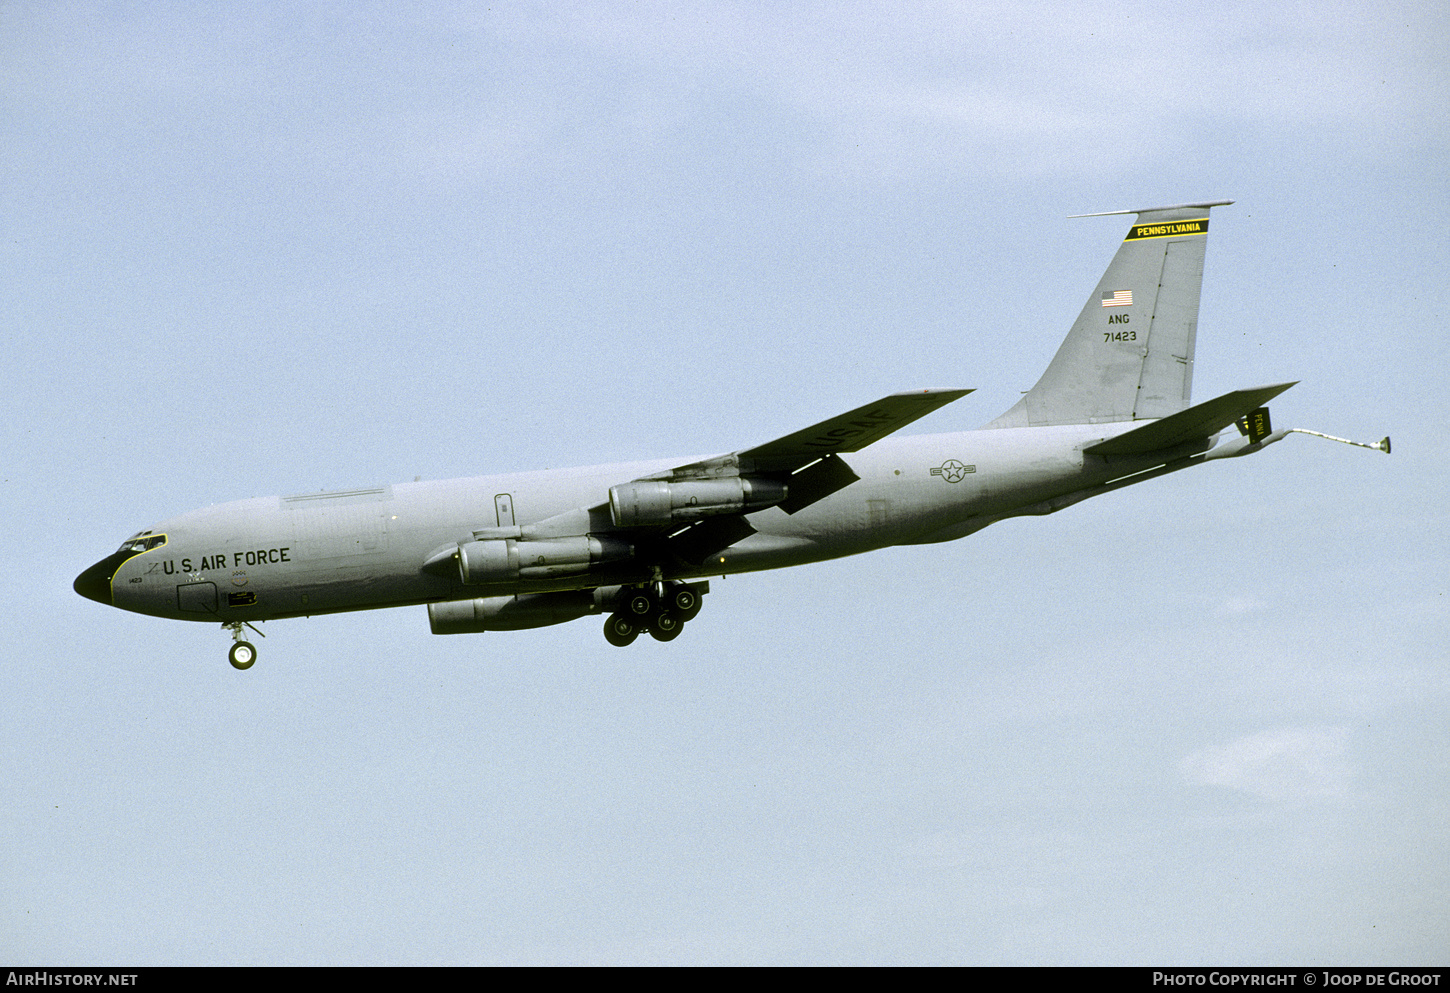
[74,200,1390,670]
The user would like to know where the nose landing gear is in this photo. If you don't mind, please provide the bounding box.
[228,640,257,670]
[223,620,265,670]
[602,581,707,647]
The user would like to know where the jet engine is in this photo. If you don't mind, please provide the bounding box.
[608,477,787,528]
[429,590,604,633]
[456,535,633,585]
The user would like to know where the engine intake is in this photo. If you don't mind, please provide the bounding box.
[608,477,787,528]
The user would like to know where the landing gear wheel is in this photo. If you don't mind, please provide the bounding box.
[626,591,656,617]
[228,641,257,670]
[649,612,683,642]
[604,613,640,647]
[667,586,698,616]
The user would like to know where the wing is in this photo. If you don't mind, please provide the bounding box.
[657,388,973,478]
[738,388,974,463]
[432,389,974,579]
[612,388,973,564]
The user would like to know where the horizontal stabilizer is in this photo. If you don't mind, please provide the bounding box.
[1084,382,1298,457]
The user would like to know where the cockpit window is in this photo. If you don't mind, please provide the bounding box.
[117,532,167,554]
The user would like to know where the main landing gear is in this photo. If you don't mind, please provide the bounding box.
[223,620,265,670]
[603,581,705,647]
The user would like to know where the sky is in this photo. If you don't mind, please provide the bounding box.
[3,0,1447,966]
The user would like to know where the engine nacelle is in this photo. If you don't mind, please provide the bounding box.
[608,477,788,528]
[457,535,633,585]
[429,590,603,633]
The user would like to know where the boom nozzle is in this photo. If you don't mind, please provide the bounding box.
[1287,428,1391,454]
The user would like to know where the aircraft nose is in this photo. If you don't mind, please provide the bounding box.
[73,557,117,605]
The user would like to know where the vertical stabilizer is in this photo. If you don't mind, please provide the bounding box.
[987,200,1231,428]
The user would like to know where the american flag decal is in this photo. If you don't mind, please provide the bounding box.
[1101,289,1133,308]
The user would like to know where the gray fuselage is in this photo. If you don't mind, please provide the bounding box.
[88,420,1217,625]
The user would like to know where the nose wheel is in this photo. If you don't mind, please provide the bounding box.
[228,640,257,670]
[223,620,264,670]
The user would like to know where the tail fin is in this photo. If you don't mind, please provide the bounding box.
[987,200,1232,429]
